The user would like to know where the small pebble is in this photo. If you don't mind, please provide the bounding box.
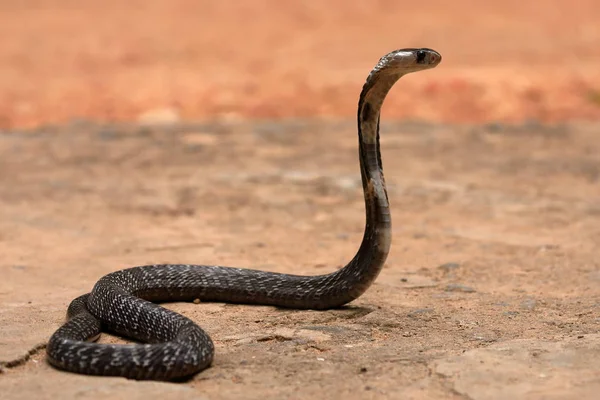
[137,107,180,126]
[538,244,559,252]
[445,283,476,293]
[407,308,434,317]
[520,298,537,311]
[193,298,201,304]
[438,262,460,273]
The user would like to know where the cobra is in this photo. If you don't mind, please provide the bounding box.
[46,48,442,380]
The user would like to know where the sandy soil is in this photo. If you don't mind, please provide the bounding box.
[0,0,600,128]
[1,1,600,399]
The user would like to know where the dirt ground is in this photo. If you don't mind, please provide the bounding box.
[1,0,600,127]
[1,1,600,400]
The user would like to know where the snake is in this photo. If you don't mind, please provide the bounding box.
[46,48,442,381]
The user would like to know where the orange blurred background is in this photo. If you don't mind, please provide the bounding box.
[1,0,599,128]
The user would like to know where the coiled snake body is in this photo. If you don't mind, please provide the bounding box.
[47,48,442,380]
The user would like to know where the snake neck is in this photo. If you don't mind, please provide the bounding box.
[357,73,400,211]
[334,73,405,302]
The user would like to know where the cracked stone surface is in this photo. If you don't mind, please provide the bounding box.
[1,120,599,399]
[435,335,600,400]
[0,372,206,400]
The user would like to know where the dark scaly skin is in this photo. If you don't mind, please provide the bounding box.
[46,48,442,381]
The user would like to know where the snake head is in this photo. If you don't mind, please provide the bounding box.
[373,48,442,75]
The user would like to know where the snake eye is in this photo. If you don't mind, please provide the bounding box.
[416,50,427,63]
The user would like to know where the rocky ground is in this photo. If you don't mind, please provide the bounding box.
[0,1,599,399]
[1,120,599,399]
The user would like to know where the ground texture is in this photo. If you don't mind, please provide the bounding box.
[1,0,600,128]
[1,1,600,400]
